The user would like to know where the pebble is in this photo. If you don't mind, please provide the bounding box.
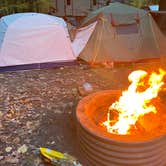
[83,82,93,91]
[78,82,94,96]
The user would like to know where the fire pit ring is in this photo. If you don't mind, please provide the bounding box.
[76,90,166,166]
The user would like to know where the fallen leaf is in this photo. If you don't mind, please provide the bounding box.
[5,147,12,153]
[17,144,28,154]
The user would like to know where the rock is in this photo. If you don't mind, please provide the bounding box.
[78,82,94,96]
[5,147,12,153]
[17,144,28,154]
[83,82,93,91]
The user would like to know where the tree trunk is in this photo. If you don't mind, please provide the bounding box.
[159,0,166,10]
[158,0,166,32]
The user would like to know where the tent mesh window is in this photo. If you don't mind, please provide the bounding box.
[110,13,139,34]
[116,24,139,34]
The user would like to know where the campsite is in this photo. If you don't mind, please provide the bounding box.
[0,61,164,166]
[0,1,166,166]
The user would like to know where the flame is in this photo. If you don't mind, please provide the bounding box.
[102,69,166,135]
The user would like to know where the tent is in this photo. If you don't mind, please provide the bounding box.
[74,2,166,65]
[0,13,75,71]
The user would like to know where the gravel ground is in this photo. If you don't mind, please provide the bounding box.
[0,61,164,166]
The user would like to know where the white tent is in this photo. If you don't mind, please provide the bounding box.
[0,13,75,71]
[72,21,97,57]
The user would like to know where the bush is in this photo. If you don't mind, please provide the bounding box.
[0,0,54,16]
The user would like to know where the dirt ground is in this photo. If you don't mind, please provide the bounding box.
[0,60,164,166]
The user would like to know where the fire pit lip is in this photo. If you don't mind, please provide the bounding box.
[76,90,166,144]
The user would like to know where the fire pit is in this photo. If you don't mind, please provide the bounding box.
[76,70,166,166]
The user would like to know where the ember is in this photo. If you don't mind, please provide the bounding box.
[102,69,166,135]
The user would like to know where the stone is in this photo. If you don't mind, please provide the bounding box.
[83,82,93,91]
[78,82,94,96]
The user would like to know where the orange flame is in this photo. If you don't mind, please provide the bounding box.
[102,69,166,135]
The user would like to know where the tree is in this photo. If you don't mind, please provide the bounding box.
[158,0,166,31]
[0,0,54,17]
[159,0,166,10]
[36,0,54,13]
[127,0,148,8]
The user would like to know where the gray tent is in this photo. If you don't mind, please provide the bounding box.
[79,3,166,65]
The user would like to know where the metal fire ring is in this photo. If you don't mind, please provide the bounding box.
[76,90,166,166]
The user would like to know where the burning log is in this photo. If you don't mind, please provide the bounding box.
[138,112,161,132]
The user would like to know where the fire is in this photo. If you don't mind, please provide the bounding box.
[102,69,166,135]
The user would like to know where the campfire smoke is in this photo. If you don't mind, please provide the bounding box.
[102,69,166,135]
